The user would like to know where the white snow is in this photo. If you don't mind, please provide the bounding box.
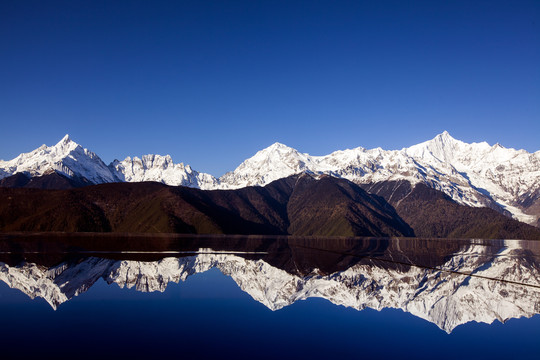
[217,131,540,225]
[111,154,219,189]
[0,134,118,184]
[1,132,539,224]
[1,239,539,332]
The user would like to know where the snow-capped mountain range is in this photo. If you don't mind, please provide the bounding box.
[1,239,539,333]
[1,132,539,225]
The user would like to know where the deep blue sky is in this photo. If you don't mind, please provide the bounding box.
[1,0,538,176]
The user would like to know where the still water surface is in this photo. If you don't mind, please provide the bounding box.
[0,234,539,359]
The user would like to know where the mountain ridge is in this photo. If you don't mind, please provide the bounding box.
[1,132,539,226]
[0,175,415,237]
[2,175,540,239]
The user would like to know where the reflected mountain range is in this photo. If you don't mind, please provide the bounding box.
[0,234,539,333]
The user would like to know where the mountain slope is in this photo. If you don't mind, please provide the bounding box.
[0,171,91,189]
[286,175,412,236]
[362,180,540,240]
[1,132,539,226]
[0,175,413,237]
[0,135,118,184]
[218,132,540,225]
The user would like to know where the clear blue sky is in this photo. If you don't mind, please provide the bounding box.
[1,0,538,176]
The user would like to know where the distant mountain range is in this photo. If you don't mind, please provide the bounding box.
[1,132,539,229]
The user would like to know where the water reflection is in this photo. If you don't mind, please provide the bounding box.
[0,235,539,333]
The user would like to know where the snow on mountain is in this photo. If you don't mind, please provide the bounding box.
[0,135,218,188]
[110,154,218,189]
[218,131,540,224]
[218,142,318,188]
[1,240,539,332]
[220,240,540,333]
[1,132,539,224]
[0,257,113,309]
[405,131,540,224]
[0,135,118,184]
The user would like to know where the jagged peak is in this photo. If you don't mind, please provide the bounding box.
[119,154,176,168]
[406,131,461,152]
[431,130,460,144]
[401,132,465,165]
[56,134,73,146]
[262,142,295,152]
[140,153,173,161]
[52,134,81,155]
[242,142,303,165]
[327,145,368,157]
[437,130,451,138]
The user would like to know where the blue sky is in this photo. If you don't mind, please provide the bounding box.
[1,0,538,176]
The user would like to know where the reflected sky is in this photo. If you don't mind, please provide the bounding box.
[0,235,539,359]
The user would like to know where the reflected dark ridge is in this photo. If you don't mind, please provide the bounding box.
[1,233,539,333]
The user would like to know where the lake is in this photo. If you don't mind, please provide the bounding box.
[0,234,539,359]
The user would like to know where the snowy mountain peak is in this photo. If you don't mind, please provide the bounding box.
[52,133,80,156]
[0,135,117,184]
[58,134,72,145]
[111,153,218,189]
[405,131,464,163]
[257,142,300,156]
[218,142,314,189]
[268,142,289,149]
[435,130,462,144]
[1,132,539,226]
[437,130,453,140]
[217,132,540,225]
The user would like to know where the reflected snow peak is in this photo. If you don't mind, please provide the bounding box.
[0,236,539,333]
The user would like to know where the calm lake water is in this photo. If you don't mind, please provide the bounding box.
[0,234,539,359]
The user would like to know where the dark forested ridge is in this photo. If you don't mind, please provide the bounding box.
[0,175,412,237]
[0,171,90,189]
[361,180,540,240]
[1,175,540,239]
